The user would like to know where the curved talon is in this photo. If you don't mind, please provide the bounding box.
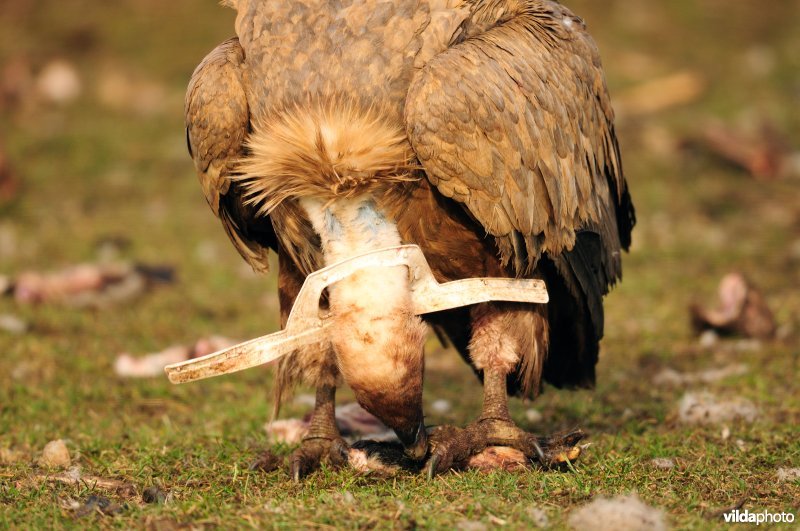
[330,438,350,466]
[426,454,441,479]
[291,459,302,483]
[531,439,545,463]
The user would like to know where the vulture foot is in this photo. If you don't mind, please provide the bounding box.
[288,384,348,481]
[426,421,586,477]
[289,436,350,481]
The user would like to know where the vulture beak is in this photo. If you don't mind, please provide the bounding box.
[396,418,428,460]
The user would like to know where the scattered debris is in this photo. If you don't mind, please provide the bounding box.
[568,494,667,531]
[527,506,550,528]
[35,60,82,105]
[456,520,488,531]
[686,120,797,180]
[39,439,70,468]
[677,392,758,426]
[615,70,705,118]
[40,470,136,497]
[74,494,123,517]
[0,313,27,334]
[690,273,776,339]
[114,336,238,378]
[466,446,528,472]
[142,486,169,505]
[653,364,748,387]
[9,261,174,308]
[776,468,800,483]
[650,458,676,470]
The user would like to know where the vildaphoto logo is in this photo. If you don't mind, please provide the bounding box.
[723,509,795,525]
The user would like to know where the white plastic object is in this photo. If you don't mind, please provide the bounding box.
[165,245,548,384]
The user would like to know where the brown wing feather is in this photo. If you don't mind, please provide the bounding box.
[185,37,275,272]
[406,0,634,279]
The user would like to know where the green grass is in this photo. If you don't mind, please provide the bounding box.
[1,1,799,528]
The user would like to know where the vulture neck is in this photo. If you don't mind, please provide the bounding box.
[299,196,426,448]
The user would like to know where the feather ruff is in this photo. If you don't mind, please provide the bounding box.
[235,101,418,215]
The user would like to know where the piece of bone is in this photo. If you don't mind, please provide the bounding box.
[11,262,174,308]
[690,120,794,180]
[115,336,238,378]
[690,273,776,339]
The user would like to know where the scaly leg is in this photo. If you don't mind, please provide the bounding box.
[289,383,349,481]
[426,303,584,477]
[273,248,348,480]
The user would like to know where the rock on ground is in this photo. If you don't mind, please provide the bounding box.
[650,457,676,470]
[677,391,758,425]
[569,494,667,531]
[39,439,70,468]
[776,468,800,482]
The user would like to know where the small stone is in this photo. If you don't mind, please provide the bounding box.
[677,392,758,425]
[721,426,731,440]
[142,486,168,504]
[699,330,718,348]
[431,399,451,414]
[650,458,675,470]
[0,314,27,334]
[36,60,81,104]
[568,494,666,531]
[776,468,800,482]
[527,506,550,528]
[75,495,123,517]
[525,408,543,424]
[39,439,70,468]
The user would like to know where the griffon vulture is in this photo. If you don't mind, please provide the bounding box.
[185,0,635,478]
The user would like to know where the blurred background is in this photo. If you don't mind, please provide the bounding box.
[1,0,798,527]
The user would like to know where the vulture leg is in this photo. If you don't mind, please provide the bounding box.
[274,249,347,480]
[426,303,585,476]
[289,384,349,481]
